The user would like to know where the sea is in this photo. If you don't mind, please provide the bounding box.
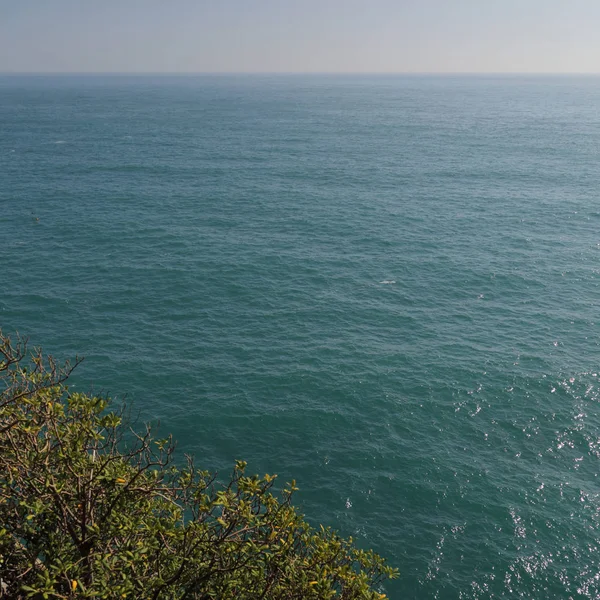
[2,74,600,598]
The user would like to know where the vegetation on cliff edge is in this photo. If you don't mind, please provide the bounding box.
[0,330,397,599]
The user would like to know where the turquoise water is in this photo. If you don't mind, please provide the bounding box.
[2,74,600,598]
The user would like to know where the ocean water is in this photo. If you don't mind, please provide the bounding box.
[2,74,600,598]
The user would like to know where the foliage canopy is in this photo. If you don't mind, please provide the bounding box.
[0,331,396,599]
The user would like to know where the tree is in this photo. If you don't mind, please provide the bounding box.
[0,330,397,599]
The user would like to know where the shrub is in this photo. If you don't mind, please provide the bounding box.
[0,331,397,599]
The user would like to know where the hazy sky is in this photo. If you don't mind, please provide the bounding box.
[1,0,599,73]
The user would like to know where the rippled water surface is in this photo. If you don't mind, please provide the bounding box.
[2,75,600,598]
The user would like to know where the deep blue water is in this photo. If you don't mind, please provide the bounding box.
[2,74,600,598]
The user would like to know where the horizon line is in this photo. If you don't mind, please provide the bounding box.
[1,71,600,77]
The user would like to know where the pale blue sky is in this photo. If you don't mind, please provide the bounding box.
[1,0,599,73]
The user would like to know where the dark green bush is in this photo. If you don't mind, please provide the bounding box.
[0,331,396,599]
